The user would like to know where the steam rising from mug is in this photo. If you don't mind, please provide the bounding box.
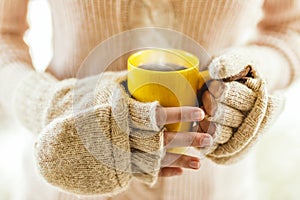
[128,0,175,29]
[78,28,211,78]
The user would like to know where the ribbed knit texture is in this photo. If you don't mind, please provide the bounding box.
[14,71,164,196]
[1,0,300,199]
[206,48,284,163]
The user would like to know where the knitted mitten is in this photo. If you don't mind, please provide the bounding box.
[204,47,284,164]
[14,71,164,195]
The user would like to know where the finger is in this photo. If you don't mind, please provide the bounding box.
[209,103,244,128]
[198,119,216,135]
[202,91,217,116]
[164,131,213,148]
[161,153,201,169]
[208,80,225,98]
[159,167,183,177]
[156,106,205,126]
[211,81,256,111]
[198,143,219,155]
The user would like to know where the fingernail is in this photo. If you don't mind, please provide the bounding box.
[201,135,213,148]
[189,160,200,169]
[192,110,204,120]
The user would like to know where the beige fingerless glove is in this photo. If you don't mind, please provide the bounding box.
[14,71,164,195]
[205,46,284,164]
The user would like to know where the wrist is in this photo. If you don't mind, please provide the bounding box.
[13,72,59,133]
[0,63,33,112]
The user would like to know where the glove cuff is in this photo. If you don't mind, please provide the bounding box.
[130,129,164,185]
[128,98,161,131]
[208,47,259,80]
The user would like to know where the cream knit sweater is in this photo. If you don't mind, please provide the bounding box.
[1,0,300,199]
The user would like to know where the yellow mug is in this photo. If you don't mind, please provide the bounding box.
[127,48,210,154]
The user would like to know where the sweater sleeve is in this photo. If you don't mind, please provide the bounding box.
[0,0,34,111]
[0,0,163,195]
[248,0,300,86]
[211,0,300,91]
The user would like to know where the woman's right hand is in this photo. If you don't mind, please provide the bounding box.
[156,107,213,177]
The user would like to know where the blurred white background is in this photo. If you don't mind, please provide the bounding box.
[0,0,300,199]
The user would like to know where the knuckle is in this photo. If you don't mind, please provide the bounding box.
[202,91,210,102]
[196,134,204,146]
[176,110,182,121]
[202,92,215,116]
[156,107,167,125]
[163,132,168,146]
[173,155,185,167]
[209,81,224,98]
[181,155,191,166]
[181,133,192,146]
[199,120,209,132]
[163,132,172,146]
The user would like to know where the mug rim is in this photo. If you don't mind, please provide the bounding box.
[127,48,200,74]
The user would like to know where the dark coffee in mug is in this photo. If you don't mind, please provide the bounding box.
[139,63,187,72]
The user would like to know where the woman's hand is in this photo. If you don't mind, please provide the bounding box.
[156,106,213,177]
[199,80,222,135]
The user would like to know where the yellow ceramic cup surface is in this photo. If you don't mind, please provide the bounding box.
[127,48,210,154]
